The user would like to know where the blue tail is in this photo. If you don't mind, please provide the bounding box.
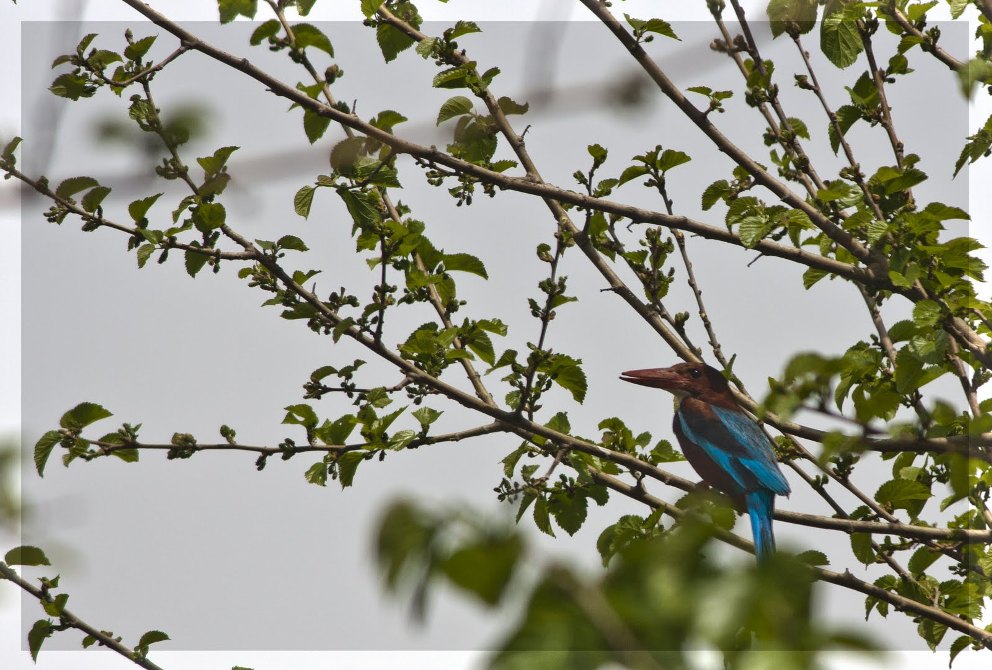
[745,490,776,562]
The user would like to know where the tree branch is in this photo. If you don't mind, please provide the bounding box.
[5,165,253,261]
[0,561,167,670]
[578,0,877,268]
[116,0,876,289]
[86,422,507,459]
[881,1,963,71]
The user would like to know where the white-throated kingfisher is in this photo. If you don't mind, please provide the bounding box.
[620,363,790,561]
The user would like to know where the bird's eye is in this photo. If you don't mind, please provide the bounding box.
[689,368,701,378]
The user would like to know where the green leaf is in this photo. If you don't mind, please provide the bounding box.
[218,0,258,23]
[128,193,162,222]
[893,348,925,394]
[124,35,157,62]
[949,635,972,665]
[786,117,810,140]
[497,96,528,116]
[136,244,156,269]
[701,179,730,210]
[767,0,818,38]
[184,249,209,278]
[912,300,942,327]
[549,492,588,536]
[802,268,829,289]
[437,96,474,125]
[50,72,97,100]
[330,137,366,173]
[816,180,859,203]
[4,546,51,566]
[191,202,226,232]
[954,115,992,176]
[338,188,381,230]
[294,185,316,219]
[376,23,415,63]
[539,354,587,403]
[441,533,521,606]
[337,451,364,488]
[283,403,318,429]
[60,402,112,432]
[875,478,932,516]
[411,407,442,428]
[361,0,384,17]
[42,593,69,617]
[197,146,238,177]
[624,14,680,40]
[369,110,408,135]
[617,164,649,186]
[533,497,555,537]
[658,149,691,172]
[249,19,280,46]
[318,415,357,445]
[28,620,52,662]
[303,109,331,144]
[55,176,99,200]
[796,549,829,566]
[820,1,863,69]
[443,252,488,279]
[110,447,139,463]
[1,136,22,165]
[34,430,61,477]
[81,186,111,213]
[278,235,309,252]
[908,330,949,364]
[446,20,482,41]
[907,546,940,577]
[433,66,472,89]
[947,0,969,19]
[292,24,334,56]
[738,216,771,248]
[304,461,328,486]
[136,630,170,655]
[828,104,861,154]
[850,532,874,565]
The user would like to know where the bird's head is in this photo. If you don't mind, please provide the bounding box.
[620,363,731,403]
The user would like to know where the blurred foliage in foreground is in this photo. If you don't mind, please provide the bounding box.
[375,498,876,670]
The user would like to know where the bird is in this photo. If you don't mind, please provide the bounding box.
[620,362,790,561]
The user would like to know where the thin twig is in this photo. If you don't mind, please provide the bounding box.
[0,562,168,670]
[4,166,252,260]
[858,22,905,169]
[724,0,826,196]
[93,44,190,88]
[87,422,507,459]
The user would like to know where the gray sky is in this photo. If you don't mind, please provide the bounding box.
[3,2,992,669]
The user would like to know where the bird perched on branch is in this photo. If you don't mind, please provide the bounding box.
[620,363,790,561]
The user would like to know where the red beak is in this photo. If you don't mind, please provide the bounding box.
[619,367,682,390]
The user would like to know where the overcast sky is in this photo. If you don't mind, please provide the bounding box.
[2,2,991,670]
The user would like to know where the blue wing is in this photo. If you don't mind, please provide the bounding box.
[677,403,790,496]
